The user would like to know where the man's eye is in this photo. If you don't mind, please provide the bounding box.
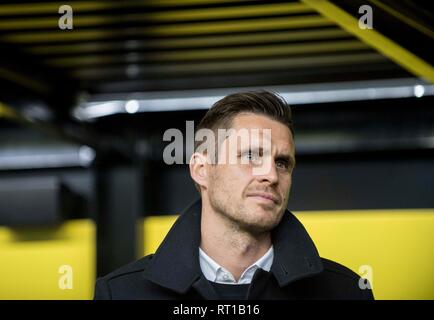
[241,151,260,163]
[276,160,289,170]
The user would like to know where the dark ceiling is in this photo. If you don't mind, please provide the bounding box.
[1,0,432,101]
[0,0,432,163]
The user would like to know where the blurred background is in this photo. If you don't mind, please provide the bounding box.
[0,0,433,299]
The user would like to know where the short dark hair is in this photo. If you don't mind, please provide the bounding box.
[194,90,293,152]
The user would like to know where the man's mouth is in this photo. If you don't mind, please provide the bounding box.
[247,192,279,205]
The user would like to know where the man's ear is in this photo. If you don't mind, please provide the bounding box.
[189,152,209,190]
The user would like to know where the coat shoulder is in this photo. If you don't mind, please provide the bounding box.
[300,257,375,300]
[320,257,361,281]
[94,255,154,300]
[101,254,154,282]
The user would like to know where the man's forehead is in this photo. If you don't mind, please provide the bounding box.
[231,113,290,133]
[228,114,293,145]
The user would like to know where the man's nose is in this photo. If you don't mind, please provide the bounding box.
[256,158,279,184]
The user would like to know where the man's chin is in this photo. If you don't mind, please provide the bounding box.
[241,212,281,234]
[241,221,277,235]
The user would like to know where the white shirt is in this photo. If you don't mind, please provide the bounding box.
[199,246,274,285]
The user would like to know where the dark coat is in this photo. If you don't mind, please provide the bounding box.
[94,200,374,300]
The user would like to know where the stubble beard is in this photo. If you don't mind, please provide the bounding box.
[208,184,285,236]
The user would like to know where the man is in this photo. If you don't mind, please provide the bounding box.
[94,91,374,300]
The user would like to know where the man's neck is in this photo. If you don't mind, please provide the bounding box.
[200,203,272,281]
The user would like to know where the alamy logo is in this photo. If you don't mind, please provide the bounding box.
[58,5,73,30]
[58,265,73,290]
[163,121,273,176]
[359,5,373,29]
[358,265,373,290]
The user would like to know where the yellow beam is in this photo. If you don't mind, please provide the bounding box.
[0,1,131,15]
[148,3,313,21]
[0,0,240,16]
[368,0,434,39]
[48,40,369,67]
[301,0,434,83]
[0,101,20,121]
[0,3,313,30]
[73,52,386,79]
[3,29,119,43]
[149,15,332,36]
[3,15,333,43]
[29,29,350,55]
[0,67,49,94]
[146,0,254,6]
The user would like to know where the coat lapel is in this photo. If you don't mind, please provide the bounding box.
[142,199,204,295]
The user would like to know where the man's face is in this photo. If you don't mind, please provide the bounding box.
[205,113,295,234]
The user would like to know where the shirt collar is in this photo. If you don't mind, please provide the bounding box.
[199,246,274,285]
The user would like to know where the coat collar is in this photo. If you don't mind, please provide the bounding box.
[142,199,323,294]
